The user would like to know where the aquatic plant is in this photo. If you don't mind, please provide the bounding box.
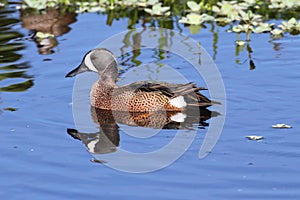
[17,0,300,40]
[211,0,254,23]
[269,0,300,9]
[179,13,214,25]
[227,10,264,41]
[278,17,300,34]
[144,3,170,16]
[22,0,48,10]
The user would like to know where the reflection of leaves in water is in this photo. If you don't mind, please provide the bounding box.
[235,39,257,70]
[249,59,256,70]
[0,52,22,63]
[0,7,33,100]
[0,10,25,64]
[0,80,34,92]
[0,17,19,27]
[0,31,23,43]
[0,43,24,52]
[119,29,175,70]
[0,71,33,81]
[0,62,31,71]
[118,49,169,74]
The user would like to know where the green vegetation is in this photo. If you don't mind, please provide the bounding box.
[5,0,295,69]
[15,0,299,38]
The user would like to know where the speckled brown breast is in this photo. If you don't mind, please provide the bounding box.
[90,81,181,112]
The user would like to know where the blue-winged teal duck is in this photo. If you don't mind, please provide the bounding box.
[66,48,219,112]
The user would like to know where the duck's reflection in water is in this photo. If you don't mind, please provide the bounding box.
[67,107,219,156]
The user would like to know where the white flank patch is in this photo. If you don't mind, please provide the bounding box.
[170,113,187,123]
[170,96,187,108]
[87,138,99,153]
[84,51,98,72]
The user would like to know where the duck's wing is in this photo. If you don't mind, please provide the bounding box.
[169,83,220,107]
[125,81,220,107]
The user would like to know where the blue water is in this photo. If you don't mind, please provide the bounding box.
[1,5,300,200]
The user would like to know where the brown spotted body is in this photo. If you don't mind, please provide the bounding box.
[90,81,183,112]
[90,80,218,112]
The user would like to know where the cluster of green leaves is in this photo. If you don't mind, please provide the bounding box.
[18,0,300,38]
[21,0,72,10]
[179,0,300,38]
[20,0,169,13]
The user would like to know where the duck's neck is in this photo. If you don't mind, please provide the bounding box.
[90,81,112,109]
[99,74,117,87]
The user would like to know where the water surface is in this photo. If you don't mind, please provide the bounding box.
[1,5,300,200]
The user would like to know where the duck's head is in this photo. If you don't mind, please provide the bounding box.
[65,48,118,82]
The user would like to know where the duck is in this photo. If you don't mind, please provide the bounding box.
[66,48,220,112]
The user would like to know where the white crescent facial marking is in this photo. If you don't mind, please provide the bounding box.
[170,113,187,123]
[84,51,98,72]
[170,96,187,108]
